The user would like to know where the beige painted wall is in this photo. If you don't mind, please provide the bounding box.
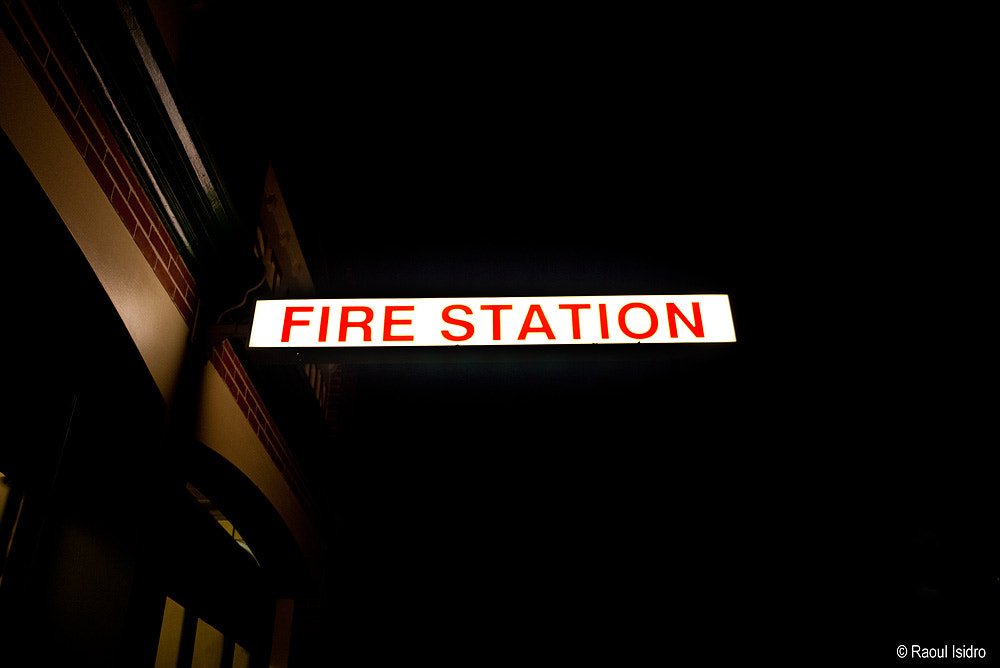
[0,28,189,408]
[0,26,323,581]
[195,365,324,581]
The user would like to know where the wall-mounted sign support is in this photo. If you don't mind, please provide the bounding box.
[248,296,736,348]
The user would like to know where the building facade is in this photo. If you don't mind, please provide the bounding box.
[1,2,343,666]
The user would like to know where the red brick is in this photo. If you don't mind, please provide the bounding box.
[211,352,225,380]
[127,191,153,235]
[75,107,105,155]
[84,98,120,154]
[244,386,260,409]
[166,257,185,288]
[15,38,57,107]
[133,229,158,268]
[256,408,272,437]
[222,370,238,399]
[173,259,196,297]
[43,54,77,111]
[147,223,170,263]
[262,437,276,460]
[51,95,86,155]
[105,142,142,196]
[247,410,260,435]
[220,345,238,379]
[102,143,129,196]
[153,256,176,293]
[180,284,197,313]
[133,188,160,229]
[265,425,279,450]
[84,144,114,198]
[179,262,196,290]
[168,287,188,322]
[234,364,250,391]
[111,188,139,235]
[223,373,237,400]
[236,392,249,418]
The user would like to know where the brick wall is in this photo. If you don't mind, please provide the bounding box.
[210,340,316,518]
[1,0,198,326]
[1,0,315,520]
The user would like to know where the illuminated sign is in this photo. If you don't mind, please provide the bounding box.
[248,295,736,348]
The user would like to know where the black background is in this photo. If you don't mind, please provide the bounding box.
[246,9,798,662]
[227,7,994,665]
[25,2,989,663]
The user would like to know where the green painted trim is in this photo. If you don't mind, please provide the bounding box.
[46,0,259,297]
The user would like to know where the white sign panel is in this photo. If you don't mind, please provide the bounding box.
[248,295,736,348]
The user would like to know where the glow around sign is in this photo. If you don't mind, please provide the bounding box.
[248,295,736,348]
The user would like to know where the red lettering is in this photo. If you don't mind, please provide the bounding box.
[558,304,590,340]
[480,304,512,340]
[618,302,658,339]
[441,304,474,342]
[517,304,556,341]
[598,303,609,339]
[281,306,313,343]
[318,305,331,342]
[666,302,704,338]
[338,306,374,342]
[383,305,415,341]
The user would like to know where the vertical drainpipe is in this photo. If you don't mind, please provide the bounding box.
[167,279,259,467]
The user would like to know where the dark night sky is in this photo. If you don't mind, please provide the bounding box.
[188,5,994,661]
[246,11,789,656]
